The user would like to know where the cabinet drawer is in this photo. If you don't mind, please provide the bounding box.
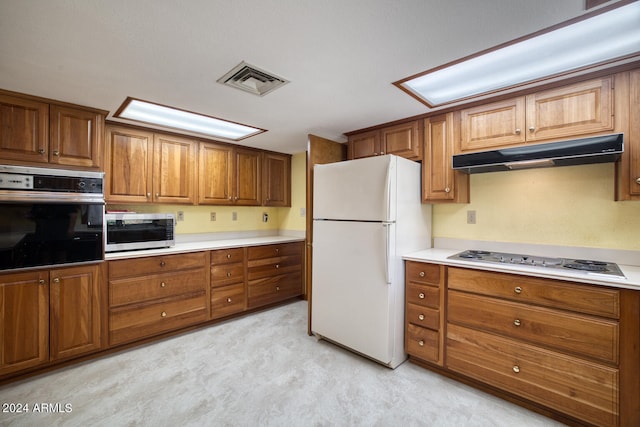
[211,283,245,320]
[211,248,245,265]
[247,242,302,260]
[247,255,301,280]
[109,252,207,279]
[406,283,439,309]
[448,290,619,364]
[109,292,208,346]
[109,269,207,307]
[447,324,618,427]
[406,261,440,285]
[247,272,302,308]
[448,267,620,319]
[406,324,439,364]
[406,303,439,330]
[211,263,245,288]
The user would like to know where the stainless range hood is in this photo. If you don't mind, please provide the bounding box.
[452,133,623,174]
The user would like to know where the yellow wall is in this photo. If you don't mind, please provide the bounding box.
[107,151,307,235]
[433,163,640,250]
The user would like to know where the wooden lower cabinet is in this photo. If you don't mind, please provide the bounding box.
[210,248,246,320]
[247,242,304,308]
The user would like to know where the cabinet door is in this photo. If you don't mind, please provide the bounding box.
[198,142,234,205]
[459,97,526,152]
[381,121,421,160]
[49,105,103,168]
[153,134,196,204]
[49,264,103,361]
[629,70,640,197]
[105,125,154,203]
[348,130,380,159]
[234,148,261,206]
[0,94,49,164]
[262,152,291,206]
[526,77,613,142]
[0,271,49,376]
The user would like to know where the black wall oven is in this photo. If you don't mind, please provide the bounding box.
[0,165,104,271]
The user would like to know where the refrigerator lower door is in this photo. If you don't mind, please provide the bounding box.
[311,220,404,367]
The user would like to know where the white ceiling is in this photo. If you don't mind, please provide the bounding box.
[0,0,593,154]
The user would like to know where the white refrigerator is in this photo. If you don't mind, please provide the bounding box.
[311,154,431,368]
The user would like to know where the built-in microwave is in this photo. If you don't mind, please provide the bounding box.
[105,213,175,253]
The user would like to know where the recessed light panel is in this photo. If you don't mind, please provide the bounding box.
[395,1,640,107]
[115,98,265,141]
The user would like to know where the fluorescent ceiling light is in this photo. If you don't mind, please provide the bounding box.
[115,98,265,141]
[395,1,640,107]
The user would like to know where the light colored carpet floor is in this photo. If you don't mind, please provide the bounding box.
[0,300,565,426]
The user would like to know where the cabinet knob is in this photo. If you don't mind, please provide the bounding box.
[419,271,425,278]
[226,297,232,303]
[444,187,451,193]
[276,286,280,291]
[160,282,166,288]
[275,264,280,269]
[155,193,160,198]
[160,261,166,267]
[418,340,425,347]
[53,150,60,156]
[226,254,231,259]
[38,279,46,285]
[228,196,232,201]
[515,128,521,134]
[528,126,535,132]
[512,365,520,373]
[418,314,425,321]
[147,193,151,198]
[226,272,232,277]
[513,319,521,327]
[38,148,46,154]
[161,311,167,318]
[275,248,279,253]
[514,286,522,294]
[418,292,425,299]
[635,177,640,185]
[52,277,60,283]
[234,196,238,201]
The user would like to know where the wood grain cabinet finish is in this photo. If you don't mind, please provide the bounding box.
[616,69,640,201]
[348,121,421,161]
[423,113,469,203]
[108,252,209,346]
[210,248,246,320]
[105,125,196,204]
[458,77,614,153]
[262,152,291,207]
[247,242,304,308]
[404,261,444,366]
[0,91,104,168]
[446,266,622,427]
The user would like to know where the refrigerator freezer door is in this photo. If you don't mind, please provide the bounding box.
[311,220,402,366]
[313,155,396,222]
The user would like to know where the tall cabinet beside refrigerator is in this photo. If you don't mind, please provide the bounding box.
[311,154,431,368]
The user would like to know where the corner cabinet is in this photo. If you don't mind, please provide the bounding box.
[347,120,422,161]
[262,152,291,207]
[105,124,196,204]
[422,113,469,203]
[0,91,105,169]
[458,77,614,153]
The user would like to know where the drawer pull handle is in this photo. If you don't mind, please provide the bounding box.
[227,254,231,259]
[419,271,425,278]
[418,292,425,299]
[418,314,425,321]
[161,311,167,318]
[513,319,521,327]
[418,340,425,347]
[514,286,522,294]
[160,261,166,267]
[512,365,520,373]
[226,272,232,277]
[227,297,232,303]
[160,282,166,288]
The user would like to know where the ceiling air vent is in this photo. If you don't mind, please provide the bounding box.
[217,61,289,96]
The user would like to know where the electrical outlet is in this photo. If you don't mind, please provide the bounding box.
[300,207,306,217]
[210,212,216,221]
[467,210,476,224]
[262,212,269,223]
[232,212,237,221]
[177,211,184,221]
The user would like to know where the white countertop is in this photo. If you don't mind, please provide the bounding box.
[105,235,305,261]
[403,248,640,291]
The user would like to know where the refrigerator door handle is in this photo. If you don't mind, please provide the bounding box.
[383,223,392,284]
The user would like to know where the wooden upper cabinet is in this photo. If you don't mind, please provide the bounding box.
[234,148,262,206]
[628,70,640,198]
[348,121,422,161]
[49,105,103,168]
[105,125,154,204]
[381,121,421,160]
[263,152,291,207]
[0,93,49,164]
[198,142,234,204]
[458,77,614,153]
[153,134,196,204]
[423,114,469,203]
[0,270,49,377]
[49,264,103,361]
